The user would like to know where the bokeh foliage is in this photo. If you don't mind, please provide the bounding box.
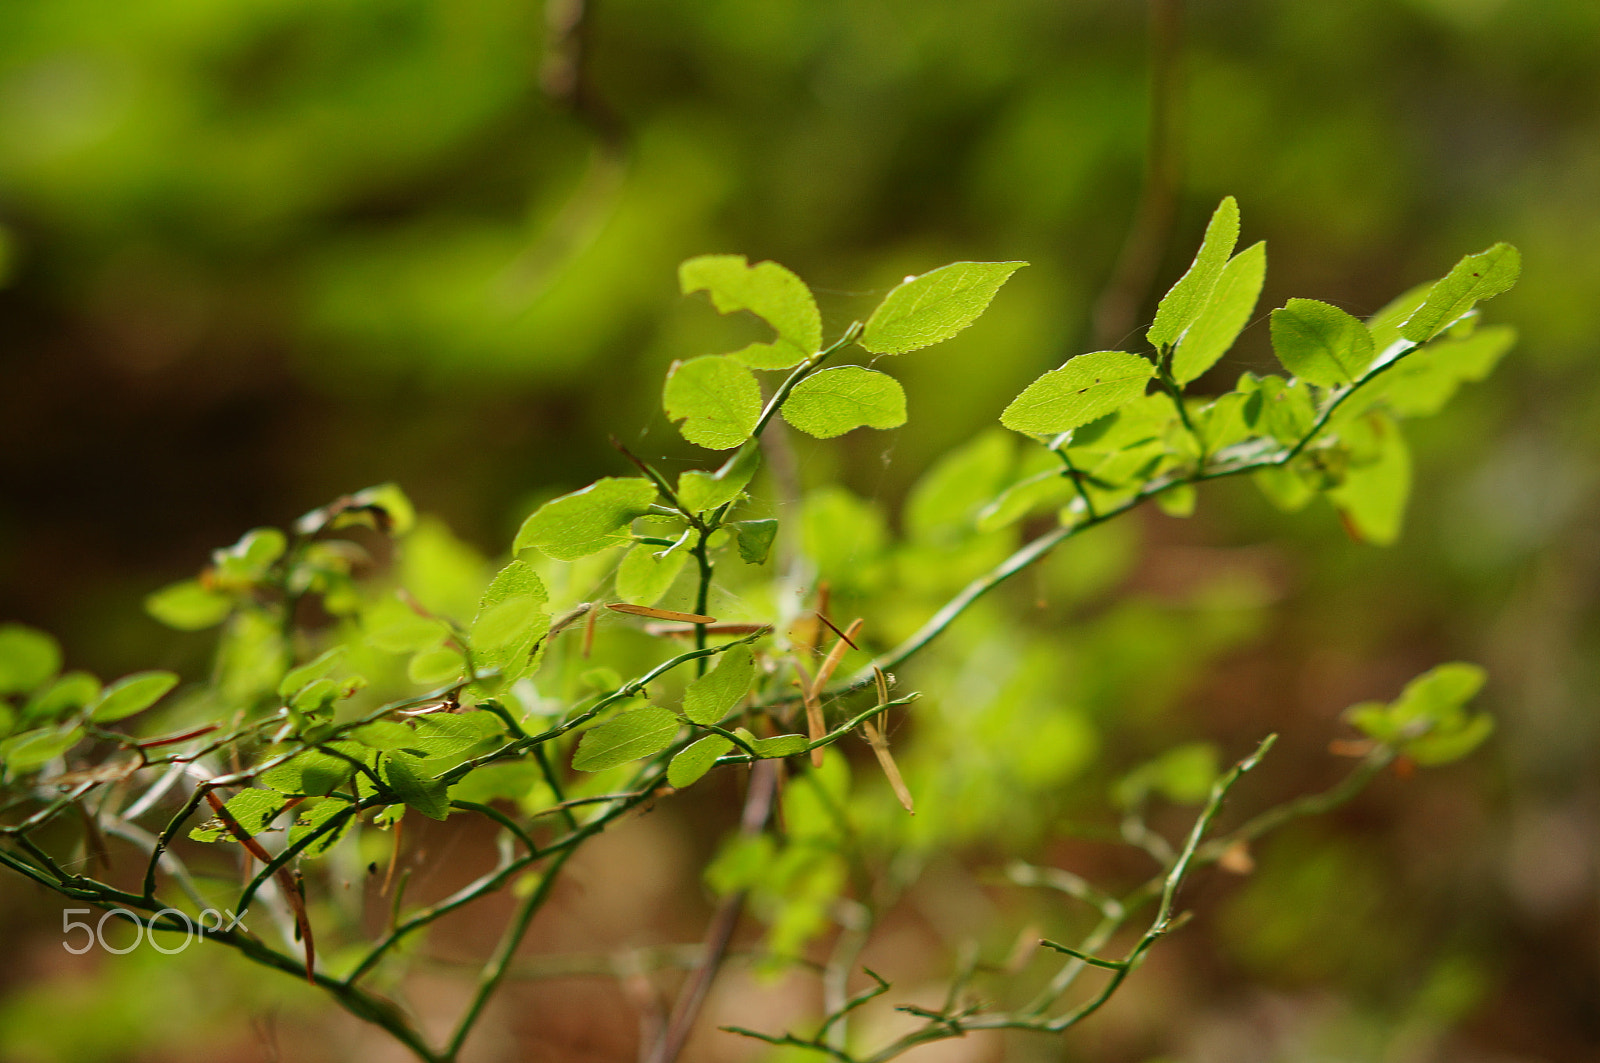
[2,0,1597,1060]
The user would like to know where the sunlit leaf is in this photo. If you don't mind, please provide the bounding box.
[1148,197,1240,349]
[1171,241,1266,385]
[860,261,1026,354]
[663,355,763,450]
[616,543,688,606]
[781,366,906,438]
[90,671,179,723]
[678,442,761,514]
[514,478,658,560]
[0,625,61,696]
[680,255,822,369]
[145,580,234,631]
[1001,351,1155,435]
[1270,298,1374,386]
[1328,413,1411,546]
[382,752,451,820]
[1400,243,1521,343]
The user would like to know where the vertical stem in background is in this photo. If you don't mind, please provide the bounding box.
[1090,0,1185,349]
[644,759,781,1063]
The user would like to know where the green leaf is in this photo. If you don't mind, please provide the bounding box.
[470,560,549,687]
[1171,241,1266,385]
[2,726,82,773]
[780,366,907,439]
[189,789,286,841]
[906,430,1014,543]
[683,645,755,725]
[1270,298,1375,386]
[302,483,416,537]
[408,645,465,686]
[381,752,451,820]
[573,707,681,771]
[663,355,763,450]
[90,670,179,723]
[212,528,288,585]
[734,520,778,565]
[278,647,347,698]
[1241,374,1314,445]
[1391,662,1487,726]
[363,598,452,654]
[1400,243,1521,343]
[1253,464,1316,512]
[1365,280,1434,358]
[351,720,417,751]
[1328,414,1411,546]
[668,734,734,788]
[678,442,761,514]
[289,798,354,856]
[514,478,658,560]
[1148,196,1241,349]
[145,580,234,631]
[616,544,688,606]
[1000,351,1155,436]
[0,624,61,695]
[679,255,822,369]
[975,469,1074,532]
[1408,713,1494,766]
[1155,482,1197,518]
[860,261,1027,355]
[751,733,809,758]
[407,712,506,760]
[1359,325,1516,419]
[24,672,100,724]
[259,748,359,796]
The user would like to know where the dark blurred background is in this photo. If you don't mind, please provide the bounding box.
[1,0,1597,1060]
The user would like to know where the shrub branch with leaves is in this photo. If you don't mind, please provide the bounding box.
[0,200,1515,1062]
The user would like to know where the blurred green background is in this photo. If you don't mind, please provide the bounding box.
[1,0,1596,1060]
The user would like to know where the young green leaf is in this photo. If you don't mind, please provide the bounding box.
[90,670,179,723]
[1253,463,1316,512]
[1371,325,1516,418]
[683,644,755,725]
[145,580,234,631]
[514,478,658,560]
[279,647,347,698]
[189,789,287,841]
[668,733,734,788]
[907,430,1015,544]
[780,366,907,438]
[678,442,761,514]
[1000,351,1155,436]
[1241,374,1314,445]
[1148,196,1241,349]
[24,672,100,724]
[1171,241,1266,385]
[733,519,778,565]
[0,624,61,695]
[860,261,1027,355]
[751,733,809,758]
[663,355,763,450]
[1328,414,1411,546]
[381,752,451,820]
[289,798,354,856]
[572,707,681,771]
[679,255,822,369]
[1400,243,1521,343]
[616,543,688,606]
[1270,298,1375,386]
[470,560,549,687]
[2,726,83,773]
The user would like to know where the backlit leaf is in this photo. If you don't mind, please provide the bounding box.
[616,543,688,606]
[678,442,761,514]
[90,671,179,723]
[734,519,778,565]
[781,366,906,438]
[145,580,234,631]
[0,625,61,695]
[1148,197,1240,349]
[1171,241,1265,385]
[1001,351,1155,435]
[514,478,658,560]
[663,355,762,450]
[860,261,1026,354]
[680,255,822,369]
[1400,243,1521,343]
[381,752,451,820]
[1270,298,1374,386]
